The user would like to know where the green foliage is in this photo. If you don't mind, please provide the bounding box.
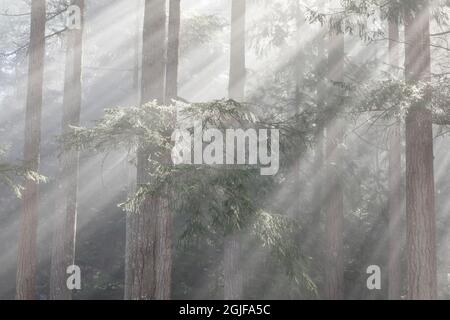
[248,1,294,55]
[252,211,317,295]
[0,146,47,198]
[303,0,450,40]
[63,99,317,296]
[352,78,450,125]
[180,13,227,54]
[62,101,177,153]
[304,0,385,40]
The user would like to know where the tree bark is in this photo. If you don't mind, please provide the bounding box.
[404,1,437,300]
[16,0,46,300]
[125,0,168,300]
[141,0,166,105]
[308,27,327,298]
[165,0,181,103]
[228,0,246,100]
[132,0,142,99]
[125,0,142,300]
[224,0,246,300]
[387,14,402,300]
[126,166,158,299]
[293,1,305,218]
[224,234,243,299]
[50,0,84,300]
[154,0,183,300]
[155,184,172,300]
[323,23,345,301]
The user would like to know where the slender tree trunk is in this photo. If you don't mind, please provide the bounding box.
[293,1,304,217]
[126,172,158,300]
[50,0,84,300]
[16,0,46,300]
[224,0,245,300]
[387,14,402,300]
[404,1,437,300]
[154,0,182,300]
[294,1,304,111]
[165,0,181,102]
[125,0,167,300]
[125,0,142,300]
[228,0,246,100]
[314,31,326,206]
[224,234,243,299]
[309,28,326,298]
[323,21,345,300]
[132,0,142,100]
[141,0,166,106]
[155,185,172,299]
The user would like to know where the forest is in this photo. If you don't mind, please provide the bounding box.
[1,0,450,301]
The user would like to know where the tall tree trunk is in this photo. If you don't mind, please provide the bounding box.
[387,14,402,300]
[224,234,243,299]
[323,19,345,300]
[228,0,246,100]
[155,186,172,299]
[309,27,327,298]
[50,0,84,300]
[16,0,46,300]
[132,0,142,101]
[404,1,437,300]
[165,0,181,102]
[294,1,304,112]
[224,0,245,300]
[125,0,167,300]
[154,0,182,300]
[293,1,305,217]
[125,0,142,300]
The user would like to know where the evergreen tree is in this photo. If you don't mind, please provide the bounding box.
[16,0,46,300]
